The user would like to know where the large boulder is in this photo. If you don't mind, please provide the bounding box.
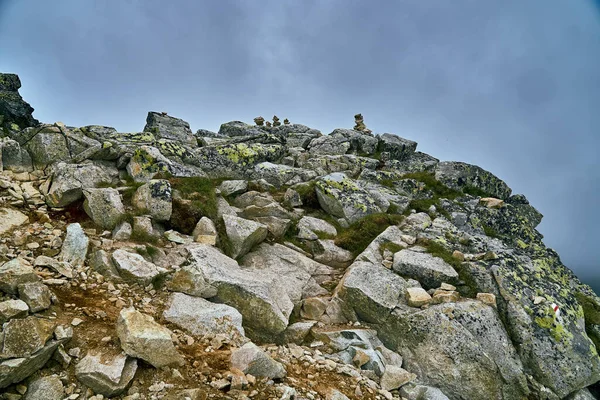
[116,307,185,368]
[230,342,286,379]
[163,292,245,338]
[143,111,196,146]
[184,244,293,341]
[250,162,317,188]
[218,121,264,137]
[83,188,126,229]
[132,179,172,222]
[0,258,39,295]
[315,173,383,223]
[58,223,89,268]
[75,351,137,397]
[0,73,38,132]
[44,161,119,207]
[378,300,529,400]
[111,249,167,286]
[435,161,512,200]
[24,375,64,400]
[222,214,268,259]
[392,249,459,289]
[377,133,418,161]
[23,124,71,167]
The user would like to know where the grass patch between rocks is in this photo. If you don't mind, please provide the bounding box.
[335,213,404,257]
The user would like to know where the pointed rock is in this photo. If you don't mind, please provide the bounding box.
[223,214,267,259]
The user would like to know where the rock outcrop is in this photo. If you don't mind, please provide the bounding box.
[0,72,597,399]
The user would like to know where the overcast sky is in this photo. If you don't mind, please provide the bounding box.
[1,0,599,291]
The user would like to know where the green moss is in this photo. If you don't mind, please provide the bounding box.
[379,178,395,188]
[462,185,494,198]
[334,213,404,256]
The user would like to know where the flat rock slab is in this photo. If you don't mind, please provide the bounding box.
[163,292,245,338]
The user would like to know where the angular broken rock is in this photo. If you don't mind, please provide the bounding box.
[222,214,268,259]
[163,292,245,338]
[297,216,337,240]
[392,249,459,289]
[132,179,173,222]
[192,216,218,245]
[230,342,286,379]
[0,340,61,389]
[116,307,184,368]
[112,221,132,241]
[24,374,64,400]
[0,299,29,324]
[18,282,52,312]
[34,255,73,279]
[0,207,28,235]
[405,287,432,308]
[0,316,55,358]
[218,180,248,196]
[111,249,167,285]
[380,365,416,391]
[0,257,40,295]
[476,292,497,308]
[75,351,137,397]
[58,223,89,268]
[83,188,126,229]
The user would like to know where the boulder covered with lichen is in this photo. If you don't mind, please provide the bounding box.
[0,73,598,399]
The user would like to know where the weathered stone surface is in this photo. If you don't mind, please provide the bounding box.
[58,223,89,267]
[392,249,459,289]
[311,239,354,268]
[83,188,126,229]
[218,179,248,196]
[0,316,55,358]
[144,111,196,146]
[241,243,334,304]
[380,365,416,391]
[0,258,39,295]
[435,161,512,200]
[116,307,184,368]
[0,73,39,131]
[89,250,121,280]
[44,162,118,207]
[132,179,172,222]
[111,249,167,285]
[75,351,137,397]
[253,216,291,239]
[163,292,245,338]
[0,138,33,172]
[0,299,28,324]
[315,173,383,223]
[18,282,51,312]
[0,340,60,389]
[33,255,73,278]
[0,208,28,235]
[377,300,529,400]
[297,216,337,240]
[218,121,264,137]
[405,287,431,307]
[185,244,293,341]
[399,384,450,400]
[378,133,418,161]
[230,342,286,379]
[24,375,64,400]
[222,214,268,259]
[251,162,317,187]
[112,221,132,241]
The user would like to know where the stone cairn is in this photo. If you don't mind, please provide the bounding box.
[283,118,290,125]
[272,116,281,127]
[265,121,272,128]
[253,116,265,126]
[354,113,372,135]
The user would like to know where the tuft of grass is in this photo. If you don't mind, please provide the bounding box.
[335,213,404,257]
[167,177,224,234]
[419,238,479,296]
[482,224,500,239]
[462,185,494,198]
[380,242,404,256]
[294,181,320,210]
[379,178,395,188]
[401,172,462,200]
[130,229,159,245]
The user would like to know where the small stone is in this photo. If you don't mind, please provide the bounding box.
[451,250,465,262]
[380,365,416,391]
[405,287,432,307]
[533,296,545,305]
[71,317,84,326]
[440,282,457,291]
[476,293,497,308]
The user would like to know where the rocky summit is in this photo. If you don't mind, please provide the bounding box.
[0,72,598,400]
